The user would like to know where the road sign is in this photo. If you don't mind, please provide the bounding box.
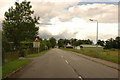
[33,37,40,48]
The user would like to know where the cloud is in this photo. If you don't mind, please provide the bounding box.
[0,0,118,43]
[38,29,76,40]
[59,3,118,23]
[39,17,118,43]
[31,1,79,19]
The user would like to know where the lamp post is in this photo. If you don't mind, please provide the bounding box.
[89,19,98,48]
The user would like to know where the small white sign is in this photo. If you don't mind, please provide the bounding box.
[33,38,40,48]
[33,42,40,48]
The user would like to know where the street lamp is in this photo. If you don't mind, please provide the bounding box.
[89,19,98,48]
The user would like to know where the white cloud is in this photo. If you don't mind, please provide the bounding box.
[0,0,118,42]
[59,3,118,23]
[39,17,118,43]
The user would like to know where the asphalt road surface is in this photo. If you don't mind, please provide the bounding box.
[10,48,118,79]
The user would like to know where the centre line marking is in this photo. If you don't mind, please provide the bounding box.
[78,76,83,80]
[65,60,69,64]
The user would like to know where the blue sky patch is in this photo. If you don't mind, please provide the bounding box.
[77,2,118,5]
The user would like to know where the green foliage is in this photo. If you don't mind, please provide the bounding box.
[40,41,46,51]
[62,47,119,63]
[25,50,49,58]
[70,38,77,46]
[2,1,39,51]
[2,59,31,78]
[58,39,64,48]
[19,49,25,57]
[97,40,104,46]
[44,39,51,49]
[58,39,71,48]
[3,52,19,64]
[73,41,79,46]
[63,39,70,45]
[49,37,56,48]
[104,37,120,49]
[57,38,93,48]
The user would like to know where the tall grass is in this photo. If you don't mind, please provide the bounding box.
[62,47,119,64]
[2,59,31,78]
[25,50,49,58]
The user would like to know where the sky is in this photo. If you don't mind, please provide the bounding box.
[0,0,119,43]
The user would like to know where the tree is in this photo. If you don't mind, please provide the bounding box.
[78,40,84,45]
[82,39,93,44]
[46,40,51,49]
[70,38,77,46]
[2,1,39,50]
[115,37,120,49]
[73,41,79,47]
[58,39,64,48]
[104,38,118,49]
[97,40,104,46]
[63,39,70,45]
[44,39,51,49]
[49,37,56,48]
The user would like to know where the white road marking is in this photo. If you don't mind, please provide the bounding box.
[65,60,69,64]
[61,56,63,58]
[78,76,83,80]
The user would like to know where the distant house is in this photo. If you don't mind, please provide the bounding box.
[75,46,80,49]
[74,44,102,50]
[65,43,73,48]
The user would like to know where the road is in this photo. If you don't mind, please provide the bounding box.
[10,48,118,79]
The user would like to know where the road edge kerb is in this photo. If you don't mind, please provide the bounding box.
[2,59,33,80]
[62,49,120,71]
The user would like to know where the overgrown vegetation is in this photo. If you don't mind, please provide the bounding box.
[2,1,39,53]
[104,37,120,49]
[2,1,57,64]
[49,37,56,48]
[25,50,49,58]
[2,59,31,78]
[2,1,40,65]
[62,47,119,64]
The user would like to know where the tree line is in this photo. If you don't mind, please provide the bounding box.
[58,36,120,49]
[97,36,120,49]
[58,39,93,48]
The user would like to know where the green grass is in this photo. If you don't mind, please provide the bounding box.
[25,50,49,58]
[0,66,2,79]
[2,50,49,78]
[61,47,119,64]
[3,52,19,64]
[2,59,31,78]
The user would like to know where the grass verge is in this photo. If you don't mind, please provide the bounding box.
[2,59,31,78]
[25,50,49,58]
[61,47,119,64]
[2,50,49,78]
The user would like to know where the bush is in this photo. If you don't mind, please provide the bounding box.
[19,50,25,57]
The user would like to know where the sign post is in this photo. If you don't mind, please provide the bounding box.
[33,37,40,53]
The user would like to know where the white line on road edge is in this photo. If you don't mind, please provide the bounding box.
[65,60,69,64]
[78,76,83,80]
[61,56,63,58]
